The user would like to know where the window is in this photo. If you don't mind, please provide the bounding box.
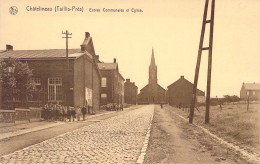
[101,77,107,87]
[101,93,107,99]
[247,91,250,96]
[253,91,255,95]
[48,78,62,102]
[28,78,42,102]
[32,78,41,85]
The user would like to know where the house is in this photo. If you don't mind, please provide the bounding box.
[137,49,166,104]
[0,32,101,111]
[124,79,138,105]
[240,82,260,100]
[97,59,125,105]
[167,76,205,107]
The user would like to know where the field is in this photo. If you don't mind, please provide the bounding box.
[169,102,260,154]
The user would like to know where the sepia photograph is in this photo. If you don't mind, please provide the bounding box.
[0,0,260,163]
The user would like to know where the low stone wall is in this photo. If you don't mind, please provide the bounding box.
[0,108,41,127]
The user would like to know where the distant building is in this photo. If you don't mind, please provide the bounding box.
[97,59,125,105]
[138,49,166,104]
[167,76,205,107]
[240,82,260,100]
[124,79,138,105]
[0,32,101,111]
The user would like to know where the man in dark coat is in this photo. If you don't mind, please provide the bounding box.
[81,106,87,121]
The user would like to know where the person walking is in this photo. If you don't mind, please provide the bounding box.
[71,107,76,122]
[67,107,72,122]
[81,106,87,121]
[76,106,81,121]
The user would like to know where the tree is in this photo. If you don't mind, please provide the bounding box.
[0,59,36,108]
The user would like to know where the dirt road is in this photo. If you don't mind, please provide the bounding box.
[144,105,248,164]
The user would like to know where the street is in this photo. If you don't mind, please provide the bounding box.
[0,105,154,164]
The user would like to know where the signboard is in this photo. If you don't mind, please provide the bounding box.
[85,88,93,107]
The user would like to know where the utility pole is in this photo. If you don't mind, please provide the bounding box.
[62,30,72,110]
[189,0,215,124]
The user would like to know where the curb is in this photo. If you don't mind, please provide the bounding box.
[136,105,154,164]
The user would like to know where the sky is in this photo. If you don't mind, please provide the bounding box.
[0,0,260,97]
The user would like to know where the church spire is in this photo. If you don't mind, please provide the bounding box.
[149,48,157,84]
[150,48,156,66]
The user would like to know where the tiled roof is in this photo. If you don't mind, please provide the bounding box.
[0,49,82,59]
[97,63,118,70]
[243,83,260,90]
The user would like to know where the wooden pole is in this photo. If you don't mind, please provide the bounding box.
[62,30,72,110]
[189,0,210,123]
[205,0,215,124]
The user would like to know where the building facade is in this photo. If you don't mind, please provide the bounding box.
[98,59,125,105]
[167,76,205,107]
[240,82,260,100]
[0,32,101,111]
[124,79,138,105]
[138,49,166,104]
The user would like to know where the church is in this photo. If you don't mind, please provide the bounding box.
[137,49,167,104]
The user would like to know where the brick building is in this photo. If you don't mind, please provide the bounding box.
[167,76,205,107]
[240,82,260,100]
[0,32,101,111]
[124,79,138,105]
[97,59,125,105]
[138,49,166,104]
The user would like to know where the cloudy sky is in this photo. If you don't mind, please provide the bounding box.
[1,0,260,97]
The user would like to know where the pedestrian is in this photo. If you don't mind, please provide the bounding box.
[71,107,76,122]
[161,103,163,108]
[81,106,87,121]
[76,106,81,121]
[67,107,72,122]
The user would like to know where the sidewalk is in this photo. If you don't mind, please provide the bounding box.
[0,106,140,141]
[0,110,116,141]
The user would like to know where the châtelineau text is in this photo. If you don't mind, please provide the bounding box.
[25,6,143,13]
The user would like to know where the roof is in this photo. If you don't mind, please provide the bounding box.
[168,76,204,94]
[0,49,82,59]
[243,83,260,90]
[97,63,118,70]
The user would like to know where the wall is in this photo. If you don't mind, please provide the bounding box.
[16,59,74,107]
[0,108,41,126]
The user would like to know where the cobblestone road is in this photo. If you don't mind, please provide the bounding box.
[0,105,154,164]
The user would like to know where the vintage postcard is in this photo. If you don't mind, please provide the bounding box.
[0,0,260,163]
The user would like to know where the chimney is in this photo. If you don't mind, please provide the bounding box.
[81,32,90,52]
[94,55,100,62]
[181,76,184,79]
[6,44,13,51]
[126,79,130,82]
[114,58,116,63]
[85,32,90,38]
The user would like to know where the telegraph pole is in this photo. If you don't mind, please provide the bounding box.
[189,0,215,124]
[62,30,72,110]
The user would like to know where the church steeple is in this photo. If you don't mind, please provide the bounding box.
[151,48,155,67]
[149,48,157,84]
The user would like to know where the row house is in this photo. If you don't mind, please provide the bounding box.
[97,59,125,105]
[240,82,260,100]
[167,76,205,107]
[0,32,101,111]
[124,79,138,105]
